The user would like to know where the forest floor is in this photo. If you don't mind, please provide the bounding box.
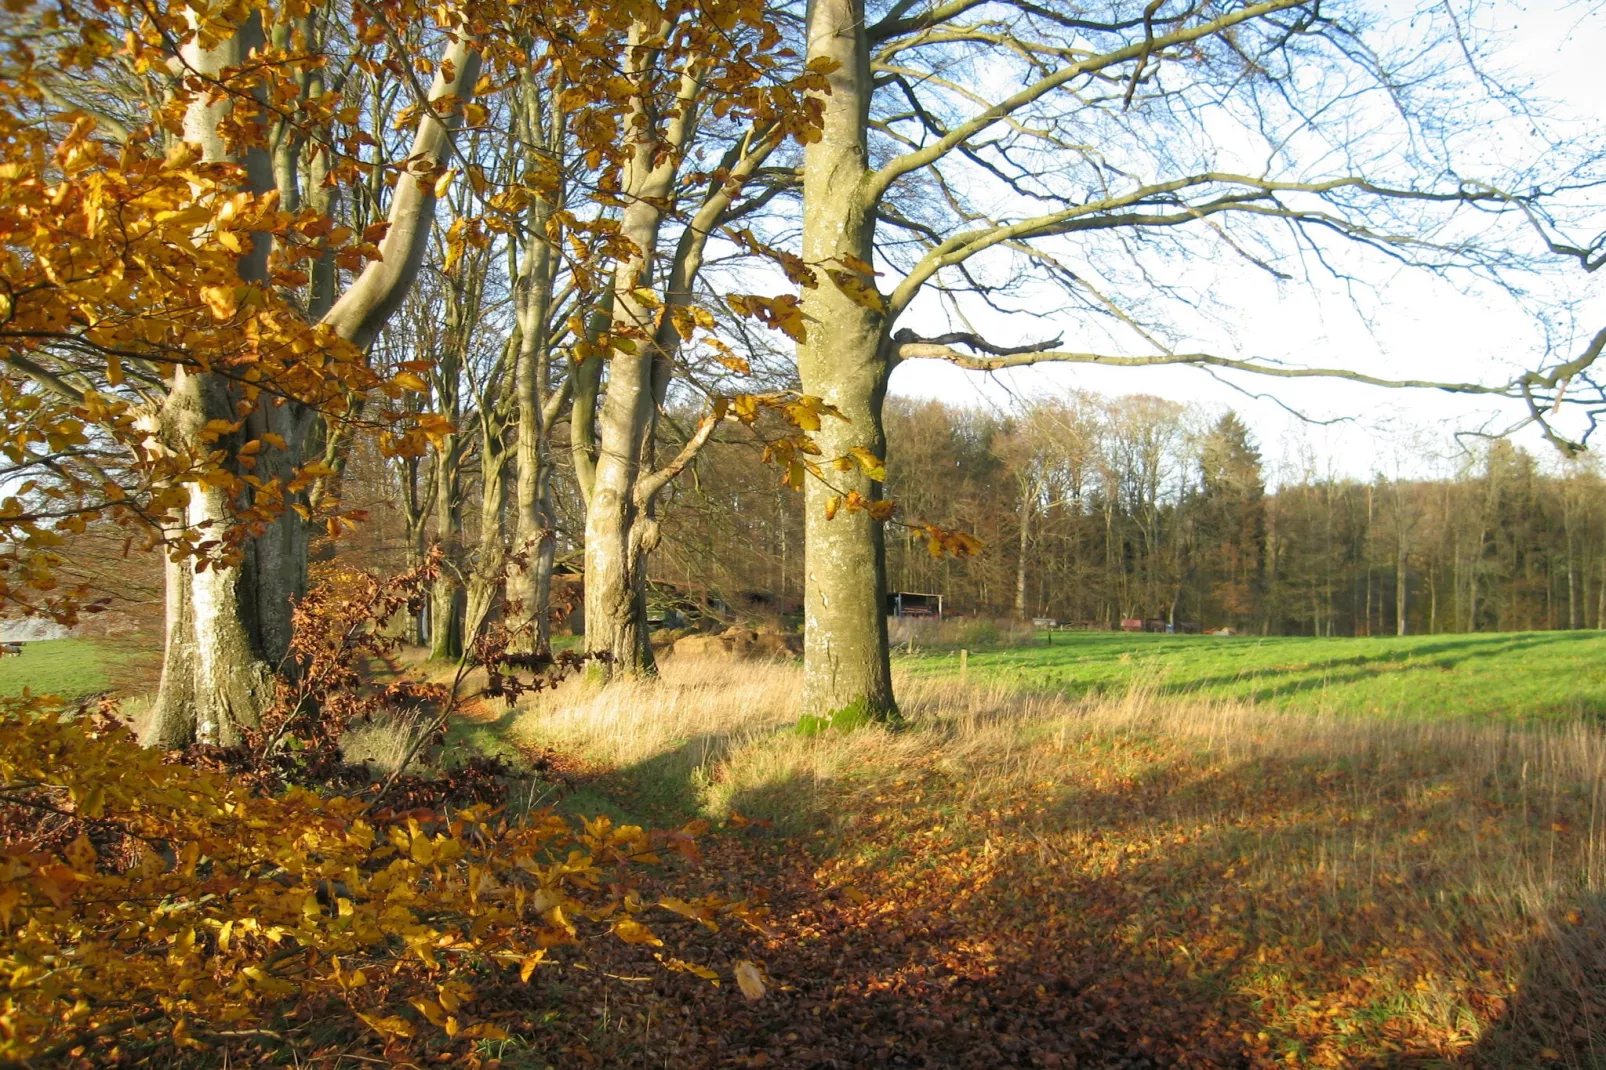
[415,653,1606,1069]
[897,630,1606,722]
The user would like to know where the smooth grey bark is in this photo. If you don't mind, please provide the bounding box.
[578,43,766,678]
[148,369,277,747]
[583,202,669,676]
[401,453,432,644]
[149,26,483,744]
[148,13,278,747]
[465,335,518,646]
[427,442,465,660]
[427,276,471,661]
[322,39,482,350]
[505,91,567,653]
[797,0,896,720]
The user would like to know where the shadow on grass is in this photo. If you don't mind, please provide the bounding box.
[509,719,1606,1067]
[979,631,1606,720]
[1468,892,1606,1069]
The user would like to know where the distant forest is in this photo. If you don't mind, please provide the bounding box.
[319,387,1606,640]
[617,394,1606,637]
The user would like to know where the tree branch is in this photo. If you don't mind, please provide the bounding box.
[634,406,721,509]
[891,328,1062,358]
[894,339,1518,398]
[320,35,481,350]
[863,0,1308,207]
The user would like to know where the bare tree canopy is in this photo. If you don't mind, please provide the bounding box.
[783,0,1606,718]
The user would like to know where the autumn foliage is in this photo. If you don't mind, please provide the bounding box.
[0,560,767,1063]
[0,0,849,623]
[0,706,769,1063]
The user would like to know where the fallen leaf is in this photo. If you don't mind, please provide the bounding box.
[734,959,766,1001]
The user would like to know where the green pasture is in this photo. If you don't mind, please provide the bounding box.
[0,638,132,701]
[900,629,1606,721]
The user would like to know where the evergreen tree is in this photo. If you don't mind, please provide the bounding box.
[1195,413,1266,630]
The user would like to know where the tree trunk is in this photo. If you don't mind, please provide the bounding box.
[581,35,684,678]
[464,433,508,644]
[429,437,465,661]
[1452,539,1461,634]
[797,0,896,721]
[1565,498,1580,628]
[147,369,276,747]
[583,312,660,675]
[1395,542,1407,636]
[506,188,559,653]
[1598,548,1606,629]
[1014,480,1033,619]
[1429,565,1438,634]
[1568,548,1579,629]
[401,455,431,645]
[147,15,279,747]
[149,26,481,743]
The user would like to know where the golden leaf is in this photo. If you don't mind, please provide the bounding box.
[613,918,663,946]
[357,1013,416,1038]
[200,285,238,321]
[827,269,884,312]
[848,446,886,482]
[734,960,766,1001]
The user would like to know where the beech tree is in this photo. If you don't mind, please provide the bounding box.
[150,15,481,744]
[0,0,640,743]
[1195,413,1265,631]
[567,6,831,676]
[501,68,573,656]
[787,0,1605,720]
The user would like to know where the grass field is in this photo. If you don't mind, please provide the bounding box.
[899,629,1606,721]
[0,637,142,701]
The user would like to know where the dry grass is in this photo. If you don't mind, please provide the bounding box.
[338,715,427,775]
[888,614,1038,650]
[512,656,1606,1065]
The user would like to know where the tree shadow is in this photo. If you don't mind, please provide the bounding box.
[1467,891,1606,1069]
[500,721,1606,1067]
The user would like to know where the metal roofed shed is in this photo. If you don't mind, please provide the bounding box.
[886,591,943,619]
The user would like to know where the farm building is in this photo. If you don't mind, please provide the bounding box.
[886,591,943,619]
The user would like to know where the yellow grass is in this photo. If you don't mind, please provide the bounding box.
[338,715,427,774]
[511,656,1606,1064]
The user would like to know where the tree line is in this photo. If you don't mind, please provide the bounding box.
[884,398,1606,636]
[578,394,1606,638]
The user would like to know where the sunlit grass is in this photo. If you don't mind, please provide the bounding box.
[898,628,1606,721]
[0,637,131,700]
[508,657,1606,1065]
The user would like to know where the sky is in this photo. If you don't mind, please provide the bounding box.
[884,1,1606,483]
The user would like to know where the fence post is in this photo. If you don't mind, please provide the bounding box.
[959,648,968,685]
